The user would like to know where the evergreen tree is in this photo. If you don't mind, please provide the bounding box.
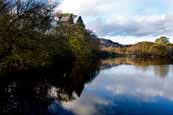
[76,16,85,29]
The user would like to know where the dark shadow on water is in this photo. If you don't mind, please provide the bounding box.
[0,59,101,115]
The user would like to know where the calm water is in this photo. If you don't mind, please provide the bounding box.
[0,58,173,115]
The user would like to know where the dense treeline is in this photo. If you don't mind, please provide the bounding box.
[0,0,100,71]
[102,36,173,58]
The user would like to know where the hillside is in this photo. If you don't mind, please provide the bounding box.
[99,38,123,48]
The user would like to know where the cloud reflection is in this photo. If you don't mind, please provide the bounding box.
[62,59,173,114]
[96,65,173,100]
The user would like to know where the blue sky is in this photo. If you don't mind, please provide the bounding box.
[56,0,173,44]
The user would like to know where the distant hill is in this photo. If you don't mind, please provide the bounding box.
[99,38,123,47]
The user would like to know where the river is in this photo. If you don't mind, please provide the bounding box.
[0,57,173,115]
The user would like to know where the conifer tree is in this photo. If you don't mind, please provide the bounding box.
[76,16,85,29]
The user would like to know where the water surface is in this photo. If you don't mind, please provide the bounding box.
[0,58,173,115]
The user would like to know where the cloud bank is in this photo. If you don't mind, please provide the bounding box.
[57,0,173,44]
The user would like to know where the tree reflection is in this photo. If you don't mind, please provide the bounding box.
[153,65,170,78]
[0,59,100,115]
[101,57,173,67]
[101,57,172,78]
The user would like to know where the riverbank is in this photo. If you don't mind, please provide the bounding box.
[100,37,173,59]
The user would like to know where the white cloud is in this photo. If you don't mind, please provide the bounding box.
[102,36,156,45]
[89,15,173,36]
[57,0,173,44]
[57,0,135,16]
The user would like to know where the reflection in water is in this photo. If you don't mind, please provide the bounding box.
[0,59,100,115]
[0,57,173,115]
[101,57,173,67]
[62,58,173,115]
[101,57,172,78]
[153,65,170,78]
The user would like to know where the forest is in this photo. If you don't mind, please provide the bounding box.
[0,0,100,71]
